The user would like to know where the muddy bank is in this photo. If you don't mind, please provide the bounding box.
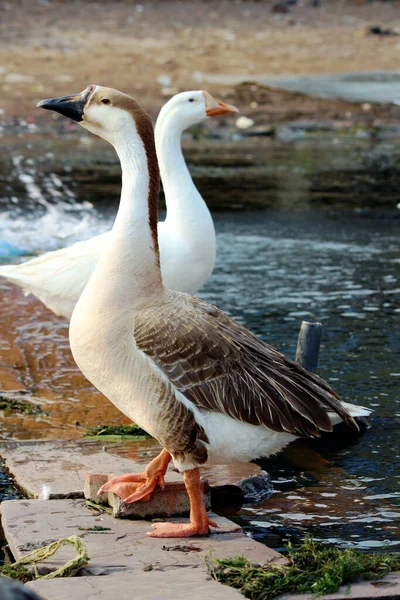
[233,80,400,126]
[2,0,400,125]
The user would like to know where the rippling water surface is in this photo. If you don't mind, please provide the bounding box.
[204,211,400,551]
[0,138,399,551]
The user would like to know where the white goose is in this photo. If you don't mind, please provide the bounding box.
[0,91,237,319]
[38,86,370,538]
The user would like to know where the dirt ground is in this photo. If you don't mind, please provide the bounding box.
[2,0,400,122]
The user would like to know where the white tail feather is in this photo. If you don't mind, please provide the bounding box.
[329,401,371,426]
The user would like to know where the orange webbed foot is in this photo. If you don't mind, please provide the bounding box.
[147,517,218,538]
[145,468,218,538]
[98,472,159,503]
[97,449,171,504]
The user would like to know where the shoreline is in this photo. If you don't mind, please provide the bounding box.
[2,1,400,124]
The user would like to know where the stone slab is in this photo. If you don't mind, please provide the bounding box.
[25,572,400,600]
[280,573,400,600]
[0,440,262,500]
[1,499,286,577]
[83,472,109,505]
[84,471,211,518]
[0,440,183,499]
[108,480,211,519]
[27,569,244,600]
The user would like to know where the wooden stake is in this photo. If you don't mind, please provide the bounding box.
[295,321,322,373]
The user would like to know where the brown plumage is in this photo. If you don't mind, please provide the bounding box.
[135,107,160,261]
[144,374,209,465]
[134,290,357,445]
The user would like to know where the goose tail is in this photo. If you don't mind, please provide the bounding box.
[329,401,371,427]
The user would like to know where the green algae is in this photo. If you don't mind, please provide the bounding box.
[0,564,33,582]
[0,395,44,416]
[206,535,400,599]
[83,500,112,515]
[85,423,150,438]
[77,525,111,533]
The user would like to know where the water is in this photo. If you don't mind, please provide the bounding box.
[0,133,399,551]
[203,70,400,104]
[0,148,109,253]
[203,211,399,550]
[0,463,19,502]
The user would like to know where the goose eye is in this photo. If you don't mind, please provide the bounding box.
[188,98,195,103]
[101,98,110,105]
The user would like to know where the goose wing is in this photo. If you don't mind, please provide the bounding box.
[0,232,110,318]
[134,291,356,438]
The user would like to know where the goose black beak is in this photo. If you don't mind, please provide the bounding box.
[37,85,94,122]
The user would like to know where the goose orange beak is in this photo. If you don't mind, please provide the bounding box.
[203,91,239,117]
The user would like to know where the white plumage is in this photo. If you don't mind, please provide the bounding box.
[0,91,238,318]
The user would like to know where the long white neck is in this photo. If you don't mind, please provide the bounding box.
[83,126,163,307]
[155,111,211,230]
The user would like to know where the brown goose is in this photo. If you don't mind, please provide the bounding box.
[38,86,370,538]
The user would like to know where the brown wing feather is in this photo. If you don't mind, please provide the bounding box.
[134,291,356,438]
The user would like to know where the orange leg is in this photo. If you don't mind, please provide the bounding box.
[98,448,171,503]
[147,467,218,538]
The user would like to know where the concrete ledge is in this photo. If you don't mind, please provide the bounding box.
[27,569,244,600]
[0,440,281,599]
[1,499,285,578]
[0,440,265,506]
[25,571,400,600]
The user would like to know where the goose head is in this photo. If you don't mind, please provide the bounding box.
[158,90,238,131]
[37,85,153,148]
[38,85,160,248]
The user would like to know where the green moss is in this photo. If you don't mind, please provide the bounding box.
[85,423,150,438]
[83,500,112,514]
[77,525,111,533]
[0,564,33,582]
[0,395,45,416]
[206,535,400,599]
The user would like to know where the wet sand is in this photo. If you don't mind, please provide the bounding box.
[0,279,125,440]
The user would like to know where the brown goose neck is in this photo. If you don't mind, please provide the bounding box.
[135,111,161,266]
